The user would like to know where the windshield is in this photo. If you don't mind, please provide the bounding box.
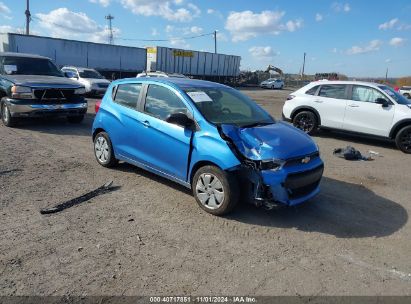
[379,85,411,105]
[79,69,104,79]
[1,56,63,77]
[185,87,275,127]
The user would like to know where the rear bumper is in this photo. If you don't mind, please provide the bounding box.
[4,98,87,117]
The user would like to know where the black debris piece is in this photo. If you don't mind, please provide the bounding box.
[333,146,373,161]
[40,181,119,215]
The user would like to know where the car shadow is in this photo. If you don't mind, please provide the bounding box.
[10,112,96,137]
[112,163,407,238]
[114,162,192,196]
[226,177,407,238]
[313,129,397,151]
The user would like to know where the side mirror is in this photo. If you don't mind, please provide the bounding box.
[375,98,390,107]
[166,112,194,128]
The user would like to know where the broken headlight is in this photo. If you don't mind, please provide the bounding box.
[260,159,284,171]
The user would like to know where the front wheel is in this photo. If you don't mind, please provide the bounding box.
[293,111,318,135]
[1,102,17,127]
[94,132,118,167]
[192,165,239,216]
[395,125,411,154]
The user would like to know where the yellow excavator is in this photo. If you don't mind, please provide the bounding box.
[265,65,284,76]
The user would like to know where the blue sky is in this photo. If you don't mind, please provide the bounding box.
[0,0,410,77]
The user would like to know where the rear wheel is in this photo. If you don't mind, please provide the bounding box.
[1,102,17,127]
[93,132,118,167]
[293,111,318,135]
[192,165,239,216]
[395,125,411,154]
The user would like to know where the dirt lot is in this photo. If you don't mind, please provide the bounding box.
[1,88,410,296]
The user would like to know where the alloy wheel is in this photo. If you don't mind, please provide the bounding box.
[399,130,411,152]
[295,114,315,133]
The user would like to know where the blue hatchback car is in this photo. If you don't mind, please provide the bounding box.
[92,78,324,215]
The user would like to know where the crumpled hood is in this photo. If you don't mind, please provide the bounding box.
[220,122,318,160]
[3,75,83,88]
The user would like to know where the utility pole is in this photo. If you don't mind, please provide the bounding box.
[25,0,31,35]
[301,52,306,80]
[214,30,217,53]
[385,68,388,82]
[105,14,114,44]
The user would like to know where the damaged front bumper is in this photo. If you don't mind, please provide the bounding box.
[240,155,323,208]
[218,123,324,208]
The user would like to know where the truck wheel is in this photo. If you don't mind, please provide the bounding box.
[192,165,239,216]
[67,115,84,124]
[1,102,17,127]
[293,111,318,135]
[395,125,411,154]
[93,132,118,167]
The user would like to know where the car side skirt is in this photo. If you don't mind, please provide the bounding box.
[118,153,191,189]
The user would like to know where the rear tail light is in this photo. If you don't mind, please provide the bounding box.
[95,100,102,113]
[287,95,296,100]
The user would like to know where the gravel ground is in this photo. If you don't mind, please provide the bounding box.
[0,88,410,296]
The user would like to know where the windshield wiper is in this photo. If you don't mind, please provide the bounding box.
[241,122,275,128]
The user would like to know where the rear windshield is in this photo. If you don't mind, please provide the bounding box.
[379,86,411,105]
[1,56,63,77]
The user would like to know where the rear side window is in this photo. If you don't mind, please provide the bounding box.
[319,85,347,99]
[305,86,319,95]
[352,86,387,103]
[145,84,187,120]
[114,83,141,108]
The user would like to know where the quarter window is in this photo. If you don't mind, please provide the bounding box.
[352,86,387,103]
[319,85,347,99]
[114,83,141,108]
[305,86,319,95]
[145,84,187,120]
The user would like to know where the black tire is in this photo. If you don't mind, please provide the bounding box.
[93,131,118,167]
[292,111,318,135]
[1,101,17,127]
[404,93,410,99]
[67,115,84,124]
[192,165,239,216]
[395,125,411,154]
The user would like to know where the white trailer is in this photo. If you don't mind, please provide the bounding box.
[146,46,241,77]
[0,33,147,73]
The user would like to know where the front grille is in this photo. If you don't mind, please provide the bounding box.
[33,89,75,101]
[97,83,109,88]
[283,151,320,168]
[285,164,324,199]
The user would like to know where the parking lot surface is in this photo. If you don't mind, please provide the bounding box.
[1,88,410,296]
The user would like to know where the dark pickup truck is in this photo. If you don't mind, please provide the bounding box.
[0,52,87,127]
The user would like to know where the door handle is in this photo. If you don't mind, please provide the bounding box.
[348,104,359,108]
[314,100,323,103]
[142,120,150,127]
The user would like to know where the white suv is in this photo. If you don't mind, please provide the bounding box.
[282,81,411,153]
[399,86,411,99]
[61,66,110,96]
